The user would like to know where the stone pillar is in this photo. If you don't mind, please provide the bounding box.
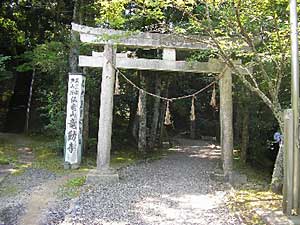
[219,66,233,179]
[88,44,118,183]
[161,48,176,145]
[64,73,86,169]
[282,109,293,215]
[163,48,176,61]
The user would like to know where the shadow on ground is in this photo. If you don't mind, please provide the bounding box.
[61,138,239,225]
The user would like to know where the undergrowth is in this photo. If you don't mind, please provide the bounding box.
[0,134,169,175]
[57,176,86,198]
[227,159,282,224]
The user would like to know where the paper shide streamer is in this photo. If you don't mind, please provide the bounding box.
[190,96,196,121]
[114,70,120,95]
[164,100,172,125]
[210,83,217,109]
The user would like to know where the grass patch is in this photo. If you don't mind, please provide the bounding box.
[57,176,86,198]
[0,144,18,165]
[228,159,282,224]
[0,158,9,165]
[0,184,18,197]
[111,149,140,168]
[111,148,169,168]
[0,134,169,175]
[31,146,65,173]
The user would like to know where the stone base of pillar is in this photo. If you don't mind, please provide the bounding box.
[63,162,80,170]
[86,169,119,184]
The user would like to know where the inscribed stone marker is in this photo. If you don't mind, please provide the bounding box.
[64,73,85,169]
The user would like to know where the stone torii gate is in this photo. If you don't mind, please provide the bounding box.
[65,23,248,182]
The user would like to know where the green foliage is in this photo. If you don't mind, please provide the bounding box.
[0,144,18,166]
[64,176,86,188]
[93,0,175,29]
[58,176,86,198]
[0,54,12,81]
[31,41,69,136]
[0,55,10,71]
[16,51,34,72]
[33,42,68,74]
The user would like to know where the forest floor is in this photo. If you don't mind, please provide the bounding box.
[0,133,284,225]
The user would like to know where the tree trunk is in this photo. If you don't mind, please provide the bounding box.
[234,103,241,145]
[69,30,79,73]
[271,144,284,193]
[83,87,90,156]
[138,72,147,153]
[271,114,284,193]
[158,79,170,145]
[24,69,35,133]
[190,120,196,139]
[132,113,139,141]
[127,92,138,140]
[240,105,249,164]
[69,0,80,73]
[149,74,161,149]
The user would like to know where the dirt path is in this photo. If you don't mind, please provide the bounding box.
[0,133,34,183]
[18,173,84,225]
[0,133,88,225]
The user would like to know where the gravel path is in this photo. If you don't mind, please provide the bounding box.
[54,138,240,225]
[0,168,57,225]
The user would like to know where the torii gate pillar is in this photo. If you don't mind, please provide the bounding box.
[219,66,233,180]
[87,44,119,183]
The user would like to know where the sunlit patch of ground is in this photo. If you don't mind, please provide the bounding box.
[169,142,221,159]
[227,186,282,224]
[131,187,231,224]
[227,159,282,225]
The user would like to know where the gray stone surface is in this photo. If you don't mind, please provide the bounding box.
[49,139,240,225]
[86,169,119,185]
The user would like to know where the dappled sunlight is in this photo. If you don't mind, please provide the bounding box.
[168,140,221,160]
[228,186,282,224]
[133,191,227,224]
[168,146,183,152]
[167,194,222,210]
[92,220,129,225]
[189,148,221,159]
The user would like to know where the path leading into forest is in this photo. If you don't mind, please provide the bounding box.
[57,138,240,225]
[18,173,85,225]
[0,133,34,183]
[0,136,240,225]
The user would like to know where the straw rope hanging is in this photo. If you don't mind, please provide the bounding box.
[190,96,196,121]
[107,61,229,125]
[164,100,172,125]
[210,83,217,109]
[114,70,121,95]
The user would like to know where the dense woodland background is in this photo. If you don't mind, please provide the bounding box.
[0,0,293,182]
